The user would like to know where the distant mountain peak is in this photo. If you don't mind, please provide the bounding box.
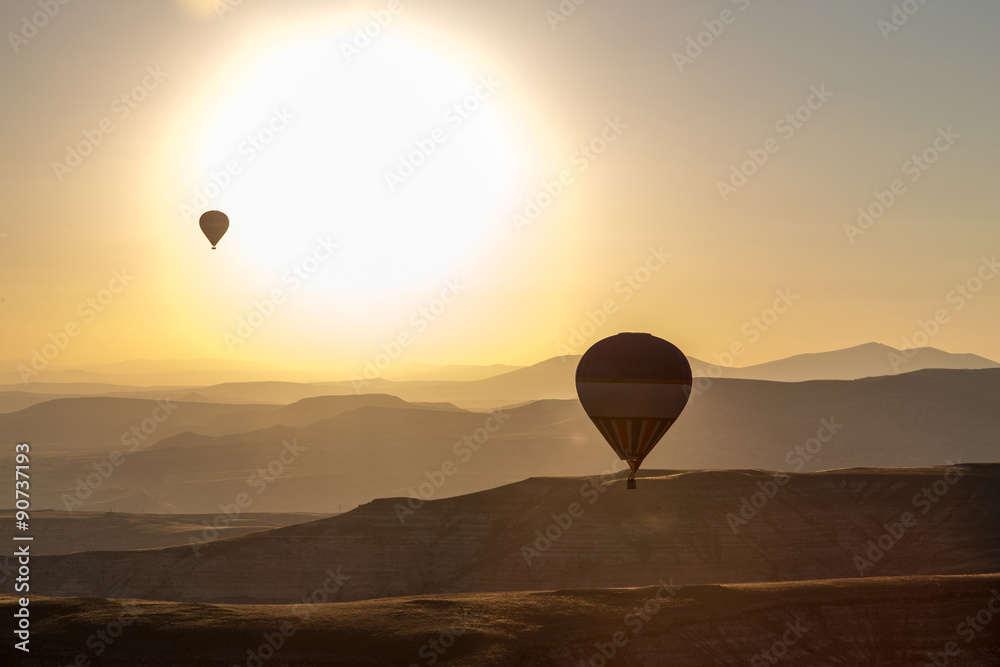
[690,343,999,382]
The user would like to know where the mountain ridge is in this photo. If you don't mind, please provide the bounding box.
[18,464,1000,605]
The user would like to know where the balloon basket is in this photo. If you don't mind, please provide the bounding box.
[627,475,636,490]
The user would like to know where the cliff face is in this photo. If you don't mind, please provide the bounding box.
[20,464,1000,604]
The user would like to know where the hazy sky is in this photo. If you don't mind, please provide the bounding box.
[2,0,998,373]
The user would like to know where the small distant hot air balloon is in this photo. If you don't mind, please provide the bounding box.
[199,210,229,249]
[576,333,692,489]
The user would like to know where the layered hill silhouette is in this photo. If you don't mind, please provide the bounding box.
[4,357,998,665]
[0,394,464,449]
[0,359,523,387]
[5,574,998,666]
[0,396,273,449]
[160,394,465,439]
[13,402,566,513]
[20,465,1000,604]
[695,342,1000,383]
[141,345,1000,407]
[5,369,998,513]
[0,510,328,556]
[2,343,994,411]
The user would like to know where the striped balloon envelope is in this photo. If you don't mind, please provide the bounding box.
[575,333,692,488]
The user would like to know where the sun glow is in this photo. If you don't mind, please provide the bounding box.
[180,28,521,298]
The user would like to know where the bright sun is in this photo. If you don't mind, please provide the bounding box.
[187,29,520,298]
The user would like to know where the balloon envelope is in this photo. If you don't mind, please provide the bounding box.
[575,333,691,474]
[199,210,229,249]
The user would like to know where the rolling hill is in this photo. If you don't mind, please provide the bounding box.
[0,396,274,449]
[702,342,1000,382]
[0,510,329,556]
[3,369,999,513]
[19,465,1000,604]
[2,343,995,413]
[5,574,998,666]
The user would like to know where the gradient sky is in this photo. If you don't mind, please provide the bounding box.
[2,0,998,375]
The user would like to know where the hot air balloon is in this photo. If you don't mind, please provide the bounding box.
[199,210,229,249]
[576,332,691,489]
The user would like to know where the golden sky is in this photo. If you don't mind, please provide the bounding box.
[2,0,999,374]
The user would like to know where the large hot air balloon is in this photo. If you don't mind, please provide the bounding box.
[199,210,229,249]
[576,332,692,489]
